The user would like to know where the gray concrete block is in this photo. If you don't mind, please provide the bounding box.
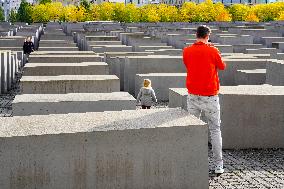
[85,36,118,41]
[40,35,73,41]
[146,49,182,56]
[233,44,264,53]
[235,69,266,85]
[168,86,284,149]
[270,52,284,59]
[32,51,95,55]
[124,56,186,95]
[104,52,153,74]
[0,51,8,93]
[28,55,102,63]
[0,108,208,189]
[0,47,23,51]
[266,60,284,86]
[135,73,186,101]
[6,51,12,90]
[0,38,25,47]
[214,45,234,53]
[245,48,280,55]
[219,85,284,149]
[219,59,268,86]
[134,45,173,52]
[106,53,154,90]
[13,92,136,116]
[39,42,77,47]
[217,35,253,45]
[261,37,284,48]
[222,53,258,59]
[87,41,122,46]
[10,53,17,83]
[104,52,151,62]
[169,88,188,109]
[91,45,132,53]
[272,42,284,51]
[23,62,109,76]
[38,47,79,51]
[227,28,281,43]
[20,75,120,94]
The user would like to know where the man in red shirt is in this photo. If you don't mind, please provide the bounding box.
[183,25,226,174]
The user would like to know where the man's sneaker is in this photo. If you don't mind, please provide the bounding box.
[214,165,224,174]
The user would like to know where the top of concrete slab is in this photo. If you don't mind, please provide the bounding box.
[40,40,73,42]
[86,36,118,38]
[237,69,266,74]
[214,45,233,47]
[29,55,101,58]
[137,46,172,48]
[270,59,284,64]
[20,75,119,81]
[149,49,182,51]
[38,47,78,49]
[218,35,251,38]
[105,52,154,55]
[233,44,264,46]
[137,73,187,76]
[220,85,284,95]
[261,37,284,39]
[13,92,135,103]
[91,45,129,47]
[24,62,107,67]
[32,51,94,55]
[223,58,268,62]
[0,108,206,137]
[170,88,188,95]
[272,42,284,44]
[127,55,181,59]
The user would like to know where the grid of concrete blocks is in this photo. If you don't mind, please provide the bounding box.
[0,21,283,189]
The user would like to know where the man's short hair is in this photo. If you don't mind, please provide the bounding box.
[196,25,211,39]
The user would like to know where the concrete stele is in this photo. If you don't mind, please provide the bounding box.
[0,108,208,189]
[23,62,109,76]
[20,75,120,94]
[13,92,136,116]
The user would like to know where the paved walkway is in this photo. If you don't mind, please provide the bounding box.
[209,149,284,189]
[0,70,21,117]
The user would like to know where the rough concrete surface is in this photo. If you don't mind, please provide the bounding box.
[20,75,120,94]
[13,92,136,116]
[0,108,208,189]
[23,62,109,76]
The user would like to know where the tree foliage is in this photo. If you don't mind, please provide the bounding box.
[80,0,91,11]
[0,6,5,21]
[10,1,284,23]
[9,9,18,23]
[38,0,52,4]
[17,0,33,23]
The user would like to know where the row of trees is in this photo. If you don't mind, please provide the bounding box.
[8,0,284,23]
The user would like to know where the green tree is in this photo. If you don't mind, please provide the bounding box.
[39,0,52,4]
[0,6,5,21]
[80,0,91,11]
[17,0,33,24]
[9,9,18,23]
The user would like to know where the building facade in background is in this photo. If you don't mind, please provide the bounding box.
[1,0,36,21]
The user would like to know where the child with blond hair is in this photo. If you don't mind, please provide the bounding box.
[136,79,157,109]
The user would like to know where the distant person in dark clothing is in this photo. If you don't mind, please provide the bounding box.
[23,36,34,63]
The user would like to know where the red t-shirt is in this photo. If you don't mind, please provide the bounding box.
[183,41,226,96]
